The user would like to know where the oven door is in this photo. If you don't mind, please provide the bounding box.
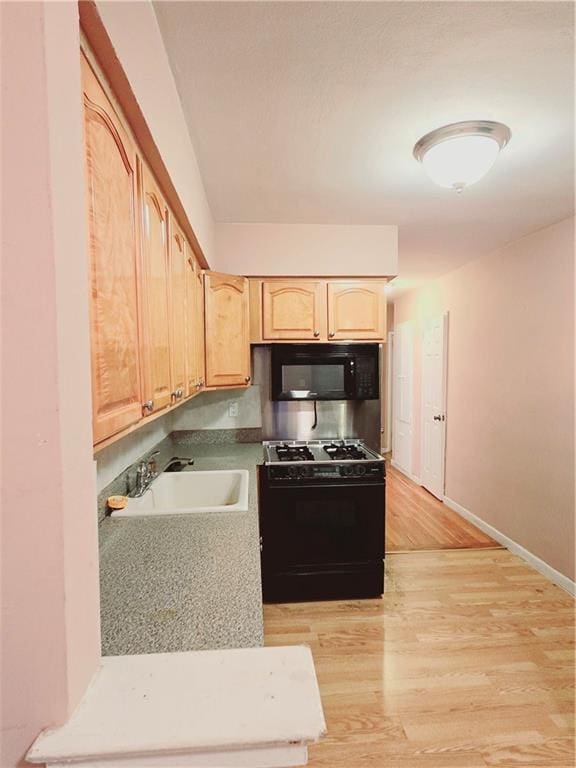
[259,478,385,602]
[260,480,384,568]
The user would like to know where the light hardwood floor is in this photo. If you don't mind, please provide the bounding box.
[264,549,575,767]
[386,464,499,552]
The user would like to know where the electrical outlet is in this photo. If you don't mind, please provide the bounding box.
[228,401,239,419]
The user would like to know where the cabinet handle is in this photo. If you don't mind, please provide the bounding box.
[313,331,320,338]
[245,376,251,383]
[172,388,184,400]
[142,400,154,414]
[329,331,335,338]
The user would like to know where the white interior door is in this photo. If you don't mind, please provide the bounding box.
[421,313,448,499]
[392,321,413,476]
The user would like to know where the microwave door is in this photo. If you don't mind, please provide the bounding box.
[279,361,349,400]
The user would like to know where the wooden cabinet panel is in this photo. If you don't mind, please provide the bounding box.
[184,254,196,396]
[328,282,387,340]
[140,162,172,413]
[81,55,143,444]
[169,218,188,402]
[262,281,327,340]
[204,272,250,388]
[195,263,206,390]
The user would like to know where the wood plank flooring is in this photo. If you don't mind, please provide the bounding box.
[386,464,499,552]
[264,549,575,767]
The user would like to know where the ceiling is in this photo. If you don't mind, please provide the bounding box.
[154,1,574,290]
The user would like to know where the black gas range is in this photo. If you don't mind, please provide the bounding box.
[258,439,386,603]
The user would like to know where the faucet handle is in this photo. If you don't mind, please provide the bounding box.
[147,452,159,474]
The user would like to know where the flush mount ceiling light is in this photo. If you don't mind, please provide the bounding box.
[413,120,511,192]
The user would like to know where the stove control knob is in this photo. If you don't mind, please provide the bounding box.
[288,466,297,478]
[341,465,354,477]
[300,465,312,478]
[356,465,366,476]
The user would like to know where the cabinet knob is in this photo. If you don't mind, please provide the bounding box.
[172,388,184,400]
[329,331,335,338]
[245,375,251,383]
[142,400,154,413]
[313,331,320,338]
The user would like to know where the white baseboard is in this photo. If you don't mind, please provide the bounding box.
[390,459,421,486]
[443,496,575,597]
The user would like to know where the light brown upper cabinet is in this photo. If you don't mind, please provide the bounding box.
[204,272,250,388]
[139,162,172,414]
[250,278,388,343]
[169,218,188,403]
[184,253,205,396]
[81,55,143,444]
[327,282,387,340]
[184,253,198,396]
[262,281,327,341]
[194,264,206,390]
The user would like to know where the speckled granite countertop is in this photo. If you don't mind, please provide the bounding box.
[98,440,264,656]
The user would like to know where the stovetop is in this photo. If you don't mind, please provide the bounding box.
[263,439,383,465]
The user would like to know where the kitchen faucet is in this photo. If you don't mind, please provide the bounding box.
[130,451,160,498]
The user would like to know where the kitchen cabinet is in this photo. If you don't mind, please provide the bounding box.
[250,278,388,343]
[139,162,172,414]
[184,252,205,396]
[81,55,143,444]
[194,264,206,390]
[169,218,188,402]
[204,272,250,388]
[262,281,327,341]
[327,282,387,340]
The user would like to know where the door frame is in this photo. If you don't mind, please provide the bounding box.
[420,311,449,500]
[391,320,413,477]
[383,330,394,454]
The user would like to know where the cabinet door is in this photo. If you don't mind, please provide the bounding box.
[262,281,327,340]
[169,218,188,403]
[180,259,205,394]
[140,162,172,413]
[195,264,206,389]
[327,282,387,340]
[204,272,250,388]
[81,55,143,445]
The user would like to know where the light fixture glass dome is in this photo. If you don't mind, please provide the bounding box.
[414,121,511,192]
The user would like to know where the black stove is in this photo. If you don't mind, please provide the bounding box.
[274,444,315,462]
[259,438,386,603]
[323,442,367,461]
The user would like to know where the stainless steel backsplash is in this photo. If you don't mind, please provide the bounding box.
[252,345,382,451]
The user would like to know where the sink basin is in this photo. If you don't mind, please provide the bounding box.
[111,470,249,517]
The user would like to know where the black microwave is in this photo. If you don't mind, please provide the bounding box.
[271,344,379,401]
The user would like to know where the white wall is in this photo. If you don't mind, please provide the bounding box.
[1,4,100,765]
[394,216,575,582]
[171,386,262,432]
[215,223,398,275]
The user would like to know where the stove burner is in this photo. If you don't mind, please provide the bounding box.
[275,444,315,462]
[323,442,367,461]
